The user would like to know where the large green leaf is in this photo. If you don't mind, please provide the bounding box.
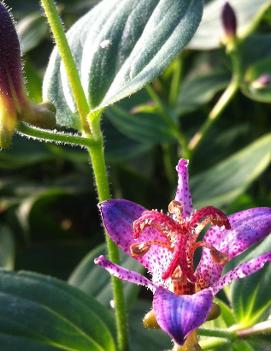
[191,134,271,208]
[43,0,203,129]
[176,70,230,116]
[230,235,271,327]
[0,270,116,351]
[189,0,269,50]
[69,243,144,307]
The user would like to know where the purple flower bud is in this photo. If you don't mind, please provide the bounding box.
[221,2,237,39]
[0,2,24,147]
[251,74,271,90]
[0,3,55,148]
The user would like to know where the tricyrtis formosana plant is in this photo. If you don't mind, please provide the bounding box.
[0,1,270,351]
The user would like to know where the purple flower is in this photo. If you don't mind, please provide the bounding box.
[95,159,271,346]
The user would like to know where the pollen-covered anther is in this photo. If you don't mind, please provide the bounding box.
[130,240,173,257]
[168,200,183,223]
[190,206,231,230]
[130,242,151,257]
[210,247,229,265]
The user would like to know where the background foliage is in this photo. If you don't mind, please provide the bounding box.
[0,0,270,350]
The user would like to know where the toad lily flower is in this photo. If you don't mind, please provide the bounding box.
[0,3,55,148]
[95,159,271,348]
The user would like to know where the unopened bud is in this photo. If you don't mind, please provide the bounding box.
[0,3,56,148]
[143,309,160,329]
[0,2,23,147]
[206,303,221,321]
[221,2,237,39]
[251,74,271,90]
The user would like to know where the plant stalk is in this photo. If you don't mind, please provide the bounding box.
[188,40,242,154]
[40,1,129,349]
[40,0,90,133]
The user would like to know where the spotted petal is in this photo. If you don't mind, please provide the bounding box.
[99,199,173,288]
[212,252,271,294]
[94,255,156,292]
[196,207,271,288]
[175,159,193,218]
[153,287,213,345]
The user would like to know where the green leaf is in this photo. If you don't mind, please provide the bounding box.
[17,12,48,53]
[43,0,203,129]
[0,270,116,351]
[105,98,176,144]
[176,71,230,115]
[230,235,271,327]
[233,341,255,351]
[189,0,269,50]
[69,243,144,307]
[191,134,271,208]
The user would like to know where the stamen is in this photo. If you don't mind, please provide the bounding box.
[132,210,179,241]
[130,240,173,257]
[168,200,183,223]
[190,206,231,230]
[191,241,229,265]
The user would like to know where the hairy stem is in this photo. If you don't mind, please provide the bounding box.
[237,320,271,338]
[40,0,90,132]
[17,122,95,148]
[40,1,129,349]
[87,113,129,350]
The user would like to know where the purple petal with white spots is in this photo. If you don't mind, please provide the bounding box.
[94,255,156,293]
[175,159,193,218]
[212,252,271,294]
[99,199,173,288]
[153,287,213,345]
[196,207,271,288]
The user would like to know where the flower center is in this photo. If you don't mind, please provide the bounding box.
[130,200,230,291]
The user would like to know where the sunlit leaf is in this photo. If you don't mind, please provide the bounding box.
[43,0,203,129]
[230,236,271,327]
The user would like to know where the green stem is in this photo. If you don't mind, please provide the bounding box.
[200,338,231,350]
[169,57,182,106]
[40,2,129,349]
[87,113,129,351]
[237,320,271,338]
[17,122,95,148]
[146,85,190,158]
[198,328,236,340]
[188,42,242,154]
[40,0,90,133]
